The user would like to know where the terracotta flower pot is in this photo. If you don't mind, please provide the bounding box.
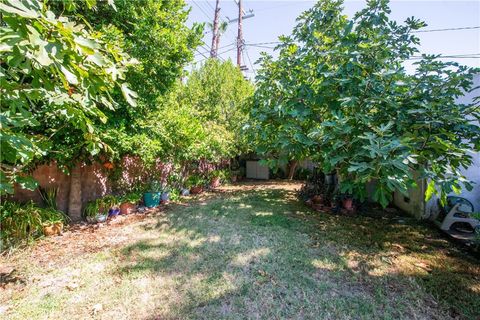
[342,198,354,211]
[210,177,221,188]
[43,222,63,236]
[312,195,324,204]
[120,202,136,215]
[190,186,203,195]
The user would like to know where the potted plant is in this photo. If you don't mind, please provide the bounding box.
[143,180,162,208]
[209,170,222,188]
[119,192,140,215]
[40,208,67,236]
[102,195,120,217]
[161,182,170,203]
[84,199,108,223]
[341,194,355,212]
[180,187,190,196]
[230,169,240,182]
[187,175,205,195]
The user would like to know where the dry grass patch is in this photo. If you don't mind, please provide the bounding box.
[1,181,478,319]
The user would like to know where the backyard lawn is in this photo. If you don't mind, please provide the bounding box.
[1,182,479,319]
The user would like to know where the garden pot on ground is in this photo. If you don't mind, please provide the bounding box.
[342,197,354,211]
[312,195,324,204]
[108,207,120,217]
[120,202,136,215]
[210,177,221,188]
[190,186,203,195]
[181,188,190,196]
[231,175,237,183]
[161,192,170,203]
[43,222,63,236]
[144,192,161,208]
[86,214,108,224]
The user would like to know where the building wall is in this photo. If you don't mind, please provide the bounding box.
[393,176,427,219]
[451,73,480,212]
[11,162,111,220]
[10,157,174,221]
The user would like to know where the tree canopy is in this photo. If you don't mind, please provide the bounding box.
[249,0,480,207]
[0,0,136,194]
[0,0,213,193]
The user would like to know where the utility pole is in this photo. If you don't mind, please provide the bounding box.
[210,0,220,58]
[236,0,243,67]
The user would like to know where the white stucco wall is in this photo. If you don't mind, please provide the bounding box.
[450,73,480,212]
[394,73,480,218]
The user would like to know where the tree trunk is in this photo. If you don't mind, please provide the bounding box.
[68,164,83,222]
[287,160,298,180]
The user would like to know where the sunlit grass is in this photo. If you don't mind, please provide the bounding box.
[1,182,478,319]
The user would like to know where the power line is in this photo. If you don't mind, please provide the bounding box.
[204,0,215,11]
[246,41,282,46]
[244,46,256,77]
[191,0,213,21]
[412,26,480,33]
[245,44,276,50]
[243,25,480,47]
[194,48,209,60]
[194,42,236,57]
[195,46,238,63]
[408,55,480,60]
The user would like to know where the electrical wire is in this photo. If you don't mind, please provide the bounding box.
[191,0,213,21]
[412,26,480,33]
[204,0,215,11]
[244,46,256,77]
[195,46,237,64]
[194,42,236,56]
[246,41,282,46]
[245,44,276,50]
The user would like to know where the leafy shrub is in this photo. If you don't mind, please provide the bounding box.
[38,187,58,209]
[119,192,142,204]
[209,169,229,181]
[83,200,101,218]
[101,195,118,209]
[147,180,163,193]
[0,201,66,249]
[186,175,206,188]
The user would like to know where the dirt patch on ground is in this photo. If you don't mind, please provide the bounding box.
[1,181,298,272]
[1,181,478,320]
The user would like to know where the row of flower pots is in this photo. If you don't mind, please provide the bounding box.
[307,193,355,214]
[83,169,231,222]
[143,191,171,208]
[83,194,140,223]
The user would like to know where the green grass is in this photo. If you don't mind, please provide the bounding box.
[1,182,479,319]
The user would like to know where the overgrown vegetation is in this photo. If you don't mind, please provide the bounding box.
[0,201,67,249]
[1,0,253,196]
[0,0,136,194]
[249,0,480,207]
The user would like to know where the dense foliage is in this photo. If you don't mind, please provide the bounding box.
[181,59,254,158]
[0,0,136,194]
[1,0,253,198]
[102,59,253,168]
[250,0,480,207]
[1,200,67,248]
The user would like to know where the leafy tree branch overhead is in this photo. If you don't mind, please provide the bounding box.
[249,0,480,207]
[0,0,137,194]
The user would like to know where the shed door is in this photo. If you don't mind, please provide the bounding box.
[246,161,269,180]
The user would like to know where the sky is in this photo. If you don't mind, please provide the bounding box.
[184,0,480,78]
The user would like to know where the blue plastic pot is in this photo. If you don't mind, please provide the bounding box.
[108,208,120,217]
[161,192,170,202]
[144,192,161,208]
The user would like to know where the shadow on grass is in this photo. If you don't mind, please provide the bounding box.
[115,186,480,319]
